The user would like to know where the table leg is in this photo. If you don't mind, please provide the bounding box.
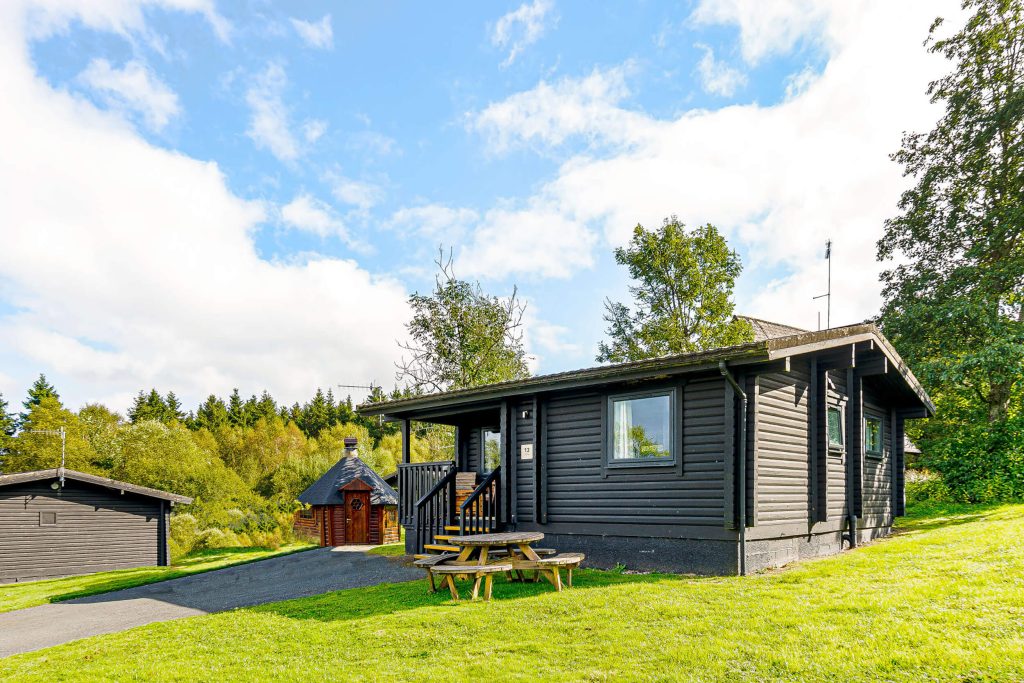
[471,574,482,600]
[479,546,489,565]
[552,567,563,592]
[445,575,460,601]
[517,543,541,562]
[484,574,494,601]
[427,569,436,593]
[456,545,475,562]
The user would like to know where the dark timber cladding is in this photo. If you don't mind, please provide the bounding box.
[0,469,191,583]
[359,323,935,575]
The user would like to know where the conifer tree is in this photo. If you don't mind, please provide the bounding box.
[165,392,185,423]
[194,395,229,431]
[21,374,60,425]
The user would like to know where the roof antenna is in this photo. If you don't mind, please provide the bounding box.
[812,239,832,329]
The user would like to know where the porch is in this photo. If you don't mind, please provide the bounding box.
[395,402,521,555]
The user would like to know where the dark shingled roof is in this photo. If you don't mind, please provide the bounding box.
[298,455,398,507]
[358,322,936,418]
[0,468,193,504]
[736,315,809,342]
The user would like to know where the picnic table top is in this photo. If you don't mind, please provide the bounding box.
[449,531,545,546]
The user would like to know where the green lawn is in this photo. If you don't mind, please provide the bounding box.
[0,544,314,614]
[367,542,405,557]
[4,505,1024,682]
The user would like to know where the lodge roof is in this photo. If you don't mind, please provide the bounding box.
[0,468,193,504]
[358,322,935,419]
[736,315,808,342]
[297,454,399,507]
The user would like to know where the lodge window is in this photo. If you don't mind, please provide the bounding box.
[827,405,845,449]
[482,428,501,473]
[606,389,676,467]
[39,511,57,526]
[865,416,883,458]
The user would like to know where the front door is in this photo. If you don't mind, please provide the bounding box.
[346,491,370,544]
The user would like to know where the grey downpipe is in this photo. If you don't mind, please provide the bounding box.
[719,362,747,576]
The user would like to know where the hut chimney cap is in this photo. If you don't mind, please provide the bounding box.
[343,437,358,451]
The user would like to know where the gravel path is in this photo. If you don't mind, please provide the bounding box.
[0,546,420,657]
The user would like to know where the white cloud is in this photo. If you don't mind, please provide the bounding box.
[245,62,300,163]
[330,176,383,211]
[24,0,231,44]
[491,0,555,67]
[460,1,961,329]
[695,45,747,97]
[0,1,409,412]
[347,130,399,156]
[290,14,333,50]
[469,64,650,154]
[690,0,831,65]
[280,194,348,240]
[457,205,596,280]
[77,58,181,132]
[388,205,479,242]
[302,118,327,143]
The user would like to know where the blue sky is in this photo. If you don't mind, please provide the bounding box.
[0,0,957,412]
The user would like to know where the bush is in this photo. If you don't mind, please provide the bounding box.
[920,417,1024,504]
[905,470,952,506]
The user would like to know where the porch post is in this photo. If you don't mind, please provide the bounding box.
[401,419,411,464]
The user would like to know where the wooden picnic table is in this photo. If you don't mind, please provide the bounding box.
[449,531,546,565]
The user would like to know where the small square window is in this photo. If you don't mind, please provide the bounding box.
[827,406,844,448]
[298,508,313,520]
[39,511,57,526]
[607,390,675,466]
[865,416,883,457]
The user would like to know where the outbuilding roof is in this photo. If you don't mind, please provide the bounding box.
[0,468,193,504]
[736,315,808,342]
[358,323,935,418]
[297,455,399,507]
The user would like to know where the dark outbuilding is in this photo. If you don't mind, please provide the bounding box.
[0,468,192,583]
[360,322,934,575]
[295,438,400,546]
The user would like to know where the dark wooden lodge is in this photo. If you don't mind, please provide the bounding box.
[0,468,192,583]
[359,322,934,575]
[295,438,400,546]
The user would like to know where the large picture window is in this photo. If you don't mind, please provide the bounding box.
[607,390,675,466]
[865,416,883,457]
[827,405,845,449]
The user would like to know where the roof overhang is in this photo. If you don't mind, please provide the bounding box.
[0,468,193,504]
[359,323,935,420]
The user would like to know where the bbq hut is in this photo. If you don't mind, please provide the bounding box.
[295,438,400,546]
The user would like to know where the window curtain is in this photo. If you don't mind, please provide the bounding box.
[614,400,633,459]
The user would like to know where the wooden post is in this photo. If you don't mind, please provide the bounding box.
[401,419,411,465]
[723,380,735,530]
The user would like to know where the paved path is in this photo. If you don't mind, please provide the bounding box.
[0,546,420,657]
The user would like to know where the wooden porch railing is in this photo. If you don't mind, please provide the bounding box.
[459,466,501,535]
[398,461,454,527]
[413,467,457,555]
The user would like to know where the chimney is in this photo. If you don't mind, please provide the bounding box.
[343,437,358,455]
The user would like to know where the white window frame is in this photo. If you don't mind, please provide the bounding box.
[864,415,884,458]
[827,405,845,450]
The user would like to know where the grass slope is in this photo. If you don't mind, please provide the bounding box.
[4,506,1024,682]
[0,544,314,614]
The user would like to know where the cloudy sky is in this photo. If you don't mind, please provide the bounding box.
[0,0,960,413]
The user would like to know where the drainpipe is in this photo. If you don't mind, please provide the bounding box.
[719,362,747,576]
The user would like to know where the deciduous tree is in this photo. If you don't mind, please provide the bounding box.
[397,251,530,392]
[878,0,1024,424]
[597,218,753,363]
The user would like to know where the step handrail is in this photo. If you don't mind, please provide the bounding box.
[413,465,457,554]
[459,466,501,536]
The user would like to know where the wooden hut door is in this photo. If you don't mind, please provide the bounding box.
[346,492,370,544]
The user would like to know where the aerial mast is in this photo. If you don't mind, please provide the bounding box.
[813,239,832,329]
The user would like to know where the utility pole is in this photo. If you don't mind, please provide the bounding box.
[813,239,832,329]
[29,426,66,488]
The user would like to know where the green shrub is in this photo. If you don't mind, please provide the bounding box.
[920,417,1024,504]
[905,469,952,505]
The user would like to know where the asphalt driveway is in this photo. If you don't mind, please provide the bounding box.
[0,546,420,657]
